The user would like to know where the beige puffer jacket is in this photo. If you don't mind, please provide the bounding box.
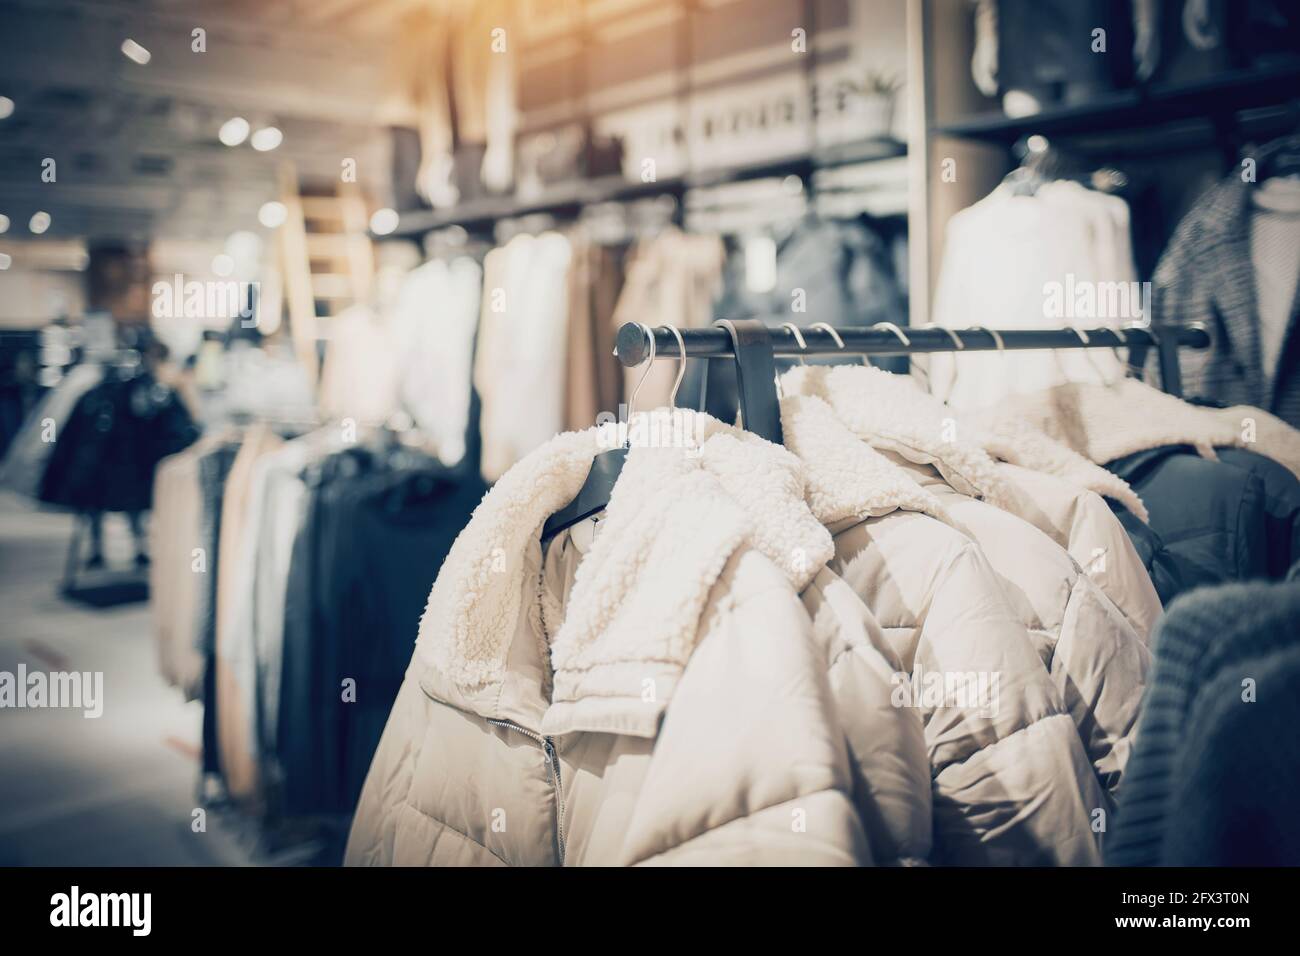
[782,393,1104,864]
[782,364,1160,633]
[782,366,1154,800]
[347,411,924,865]
[348,408,1105,865]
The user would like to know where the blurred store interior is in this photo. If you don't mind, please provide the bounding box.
[1,0,1299,866]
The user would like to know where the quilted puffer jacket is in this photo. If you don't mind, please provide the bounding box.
[783,364,1161,636]
[887,458,1150,797]
[782,394,1104,864]
[349,408,1102,866]
[349,411,902,865]
[780,368,1153,802]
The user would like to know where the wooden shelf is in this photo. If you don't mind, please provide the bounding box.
[383,137,907,239]
[931,63,1300,144]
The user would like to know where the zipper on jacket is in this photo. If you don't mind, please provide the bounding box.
[488,718,566,864]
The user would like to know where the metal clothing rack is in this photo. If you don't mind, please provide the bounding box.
[616,320,1209,389]
[613,319,1212,445]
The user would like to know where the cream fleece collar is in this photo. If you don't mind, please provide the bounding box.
[780,363,1150,522]
[969,377,1300,486]
[781,364,1019,507]
[778,391,947,524]
[414,408,833,727]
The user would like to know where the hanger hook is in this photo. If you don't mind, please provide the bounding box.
[965,325,1005,352]
[660,324,687,407]
[810,321,845,350]
[627,322,656,420]
[810,321,865,366]
[780,322,808,365]
[871,322,912,348]
[917,322,965,350]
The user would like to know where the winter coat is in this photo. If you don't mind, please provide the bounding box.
[971,377,1300,589]
[968,377,1300,482]
[1107,445,1276,590]
[348,411,877,866]
[0,362,102,501]
[780,392,1107,864]
[782,365,1159,631]
[1151,139,1300,429]
[780,367,1154,804]
[348,407,1103,866]
[39,371,198,514]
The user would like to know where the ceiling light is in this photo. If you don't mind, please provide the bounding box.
[0,253,12,271]
[250,126,282,152]
[29,211,51,234]
[121,39,151,65]
[0,96,13,120]
[211,254,234,277]
[218,117,250,147]
[0,213,9,233]
[369,207,400,236]
[258,201,287,228]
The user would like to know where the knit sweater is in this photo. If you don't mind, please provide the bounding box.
[1107,579,1300,865]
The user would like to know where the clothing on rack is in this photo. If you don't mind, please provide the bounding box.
[563,237,626,432]
[0,362,103,501]
[1151,136,1300,428]
[349,407,1121,866]
[778,366,1156,801]
[151,431,236,700]
[782,364,1161,634]
[37,369,198,515]
[609,229,726,414]
[350,413,878,865]
[970,377,1300,590]
[473,231,573,482]
[214,424,285,802]
[391,255,482,466]
[928,179,1138,410]
[318,305,402,428]
[396,0,517,207]
[195,439,243,777]
[278,443,486,817]
[149,415,488,825]
[1107,578,1300,866]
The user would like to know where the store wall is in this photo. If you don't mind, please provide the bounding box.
[514,0,910,182]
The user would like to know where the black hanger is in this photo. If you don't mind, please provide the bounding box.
[540,322,658,543]
[714,319,783,445]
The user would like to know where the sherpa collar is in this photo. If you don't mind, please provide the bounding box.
[413,408,833,734]
[780,363,1150,522]
[781,364,1019,508]
[778,391,947,524]
[969,377,1300,485]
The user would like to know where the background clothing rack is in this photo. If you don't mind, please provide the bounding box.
[613,321,1212,397]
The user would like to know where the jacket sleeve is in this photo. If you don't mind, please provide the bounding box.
[802,567,932,865]
[993,463,1163,640]
[830,511,1104,865]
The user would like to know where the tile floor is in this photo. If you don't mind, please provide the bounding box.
[0,493,256,866]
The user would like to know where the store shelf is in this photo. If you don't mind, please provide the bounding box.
[383,136,907,238]
[931,63,1300,145]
